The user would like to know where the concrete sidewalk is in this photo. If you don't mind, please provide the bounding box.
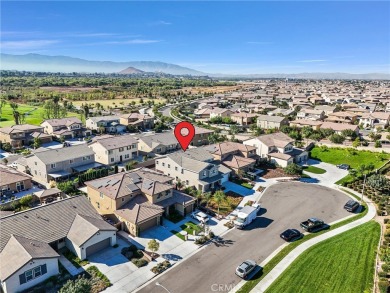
[248,188,376,293]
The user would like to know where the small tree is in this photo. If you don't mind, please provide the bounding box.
[284,163,303,175]
[148,239,160,259]
[213,190,226,216]
[33,137,41,149]
[352,137,361,148]
[375,140,382,148]
[1,142,12,152]
[329,133,345,144]
[176,179,183,190]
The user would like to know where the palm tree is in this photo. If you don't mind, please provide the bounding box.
[203,192,212,209]
[194,190,203,207]
[176,179,183,190]
[213,190,226,216]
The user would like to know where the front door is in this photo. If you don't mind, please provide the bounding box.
[120,155,123,162]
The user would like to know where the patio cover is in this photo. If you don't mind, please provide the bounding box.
[72,162,103,172]
[48,170,71,178]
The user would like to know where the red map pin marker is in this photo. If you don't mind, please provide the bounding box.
[174,121,195,152]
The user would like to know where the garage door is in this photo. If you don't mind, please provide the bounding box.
[85,238,110,257]
[138,217,158,232]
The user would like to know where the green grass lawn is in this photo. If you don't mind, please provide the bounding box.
[265,221,380,293]
[238,198,369,293]
[303,165,327,174]
[180,221,202,235]
[310,146,390,170]
[0,103,79,127]
[171,230,185,241]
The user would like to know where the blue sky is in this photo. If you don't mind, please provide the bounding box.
[1,1,389,74]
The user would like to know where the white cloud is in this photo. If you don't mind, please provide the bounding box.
[0,40,60,49]
[149,20,172,26]
[297,59,327,63]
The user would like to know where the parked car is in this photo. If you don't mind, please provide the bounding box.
[344,199,360,212]
[198,206,216,217]
[235,260,257,279]
[280,229,303,242]
[191,211,209,223]
[337,164,350,170]
[300,218,326,232]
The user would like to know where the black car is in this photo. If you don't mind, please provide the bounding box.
[337,164,350,170]
[280,229,303,242]
[344,199,360,212]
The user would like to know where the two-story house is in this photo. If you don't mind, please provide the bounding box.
[320,122,360,135]
[0,165,32,196]
[230,112,257,126]
[358,112,390,128]
[86,116,126,133]
[136,132,180,155]
[25,144,98,184]
[0,196,117,293]
[0,124,52,150]
[85,168,195,236]
[155,149,231,191]
[119,113,154,130]
[243,132,308,167]
[296,109,325,121]
[209,108,233,119]
[88,135,138,165]
[257,114,289,130]
[41,117,91,139]
[325,112,358,124]
[202,142,257,176]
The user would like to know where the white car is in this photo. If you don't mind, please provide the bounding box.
[191,211,209,223]
[235,260,257,279]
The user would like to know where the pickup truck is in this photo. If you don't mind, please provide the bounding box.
[300,218,325,232]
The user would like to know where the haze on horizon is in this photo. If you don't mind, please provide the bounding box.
[1,1,389,75]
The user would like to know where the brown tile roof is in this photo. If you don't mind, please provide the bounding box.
[114,196,163,224]
[0,164,32,186]
[320,122,359,132]
[290,119,323,126]
[0,235,59,281]
[203,142,256,156]
[268,152,293,161]
[222,155,255,169]
[42,117,82,127]
[0,124,43,134]
[253,132,294,148]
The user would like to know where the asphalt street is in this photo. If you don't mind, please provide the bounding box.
[136,182,351,293]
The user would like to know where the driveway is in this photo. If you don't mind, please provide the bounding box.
[302,159,349,186]
[223,181,255,196]
[136,182,351,293]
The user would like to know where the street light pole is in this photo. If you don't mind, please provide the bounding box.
[156,282,171,293]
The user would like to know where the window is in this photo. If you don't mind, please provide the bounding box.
[175,167,178,171]
[97,202,100,208]
[124,154,130,159]
[126,146,131,150]
[108,150,113,155]
[122,198,125,202]
[83,156,91,161]
[186,180,189,185]
[119,147,124,152]
[34,170,37,175]
[157,193,161,199]
[181,169,184,174]
[203,171,207,176]
[19,265,47,285]
[111,158,114,162]
[162,163,165,167]
[69,159,73,164]
[51,163,56,169]
[168,164,170,169]
[35,162,37,166]
[156,161,159,165]
[100,192,104,199]
[132,144,137,149]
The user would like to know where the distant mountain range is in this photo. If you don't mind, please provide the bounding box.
[1,53,389,80]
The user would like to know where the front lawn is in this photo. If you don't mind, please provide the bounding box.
[207,191,243,216]
[180,221,202,235]
[171,230,185,241]
[310,146,390,170]
[302,165,326,174]
[265,221,380,293]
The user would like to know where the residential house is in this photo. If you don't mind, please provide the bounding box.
[136,132,180,155]
[230,112,257,126]
[0,165,32,196]
[85,168,195,236]
[88,135,138,165]
[257,114,288,129]
[155,148,231,191]
[243,132,308,167]
[314,105,337,116]
[209,108,233,119]
[0,124,52,150]
[119,113,154,130]
[358,112,390,128]
[202,142,257,176]
[296,109,325,121]
[194,108,213,119]
[267,108,294,117]
[41,118,91,139]
[325,112,358,124]
[289,119,323,130]
[86,116,126,133]
[320,122,359,135]
[25,144,98,184]
[0,196,117,293]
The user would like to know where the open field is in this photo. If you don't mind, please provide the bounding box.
[0,104,79,127]
[310,146,390,170]
[171,85,243,94]
[265,221,380,293]
[40,86,99,93]
[71,97,166,108]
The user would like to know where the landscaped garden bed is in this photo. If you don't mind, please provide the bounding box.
[207,191,243,216]
[121,245,150,268]
[151,260,172,274]
[62,248,89,268]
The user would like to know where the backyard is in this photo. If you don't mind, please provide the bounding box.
[265,221,380,293]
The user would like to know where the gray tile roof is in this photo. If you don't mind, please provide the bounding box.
[67,214,116,246]
[0,196,107,252]
[87,115,120,123]
[0,235,59,281]
[91,135,138,150]
[136,132,179,149]
[257,114,287,123]
[29,144,95,164]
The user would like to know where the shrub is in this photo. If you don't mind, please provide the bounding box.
[284,163,303,175]
[378,280,389,293]
[195,236,209,245]
[132,258,148,268]
[224,222,234,229]
[59,275,92,293]
[151,260,172,274]
[382,263,390,272]
[113,244,119,248]
[86,265,111,287]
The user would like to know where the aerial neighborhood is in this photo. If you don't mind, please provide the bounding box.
[1,76,390,293]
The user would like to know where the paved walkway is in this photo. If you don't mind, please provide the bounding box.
[58,254,84,276]
[248,187,376,293]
